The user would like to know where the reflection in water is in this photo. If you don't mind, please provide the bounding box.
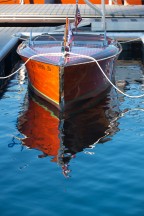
[16,89,120,177]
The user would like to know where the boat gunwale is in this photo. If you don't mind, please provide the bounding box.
[17,42,120,67]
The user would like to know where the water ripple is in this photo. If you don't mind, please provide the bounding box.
[0,60,144,216]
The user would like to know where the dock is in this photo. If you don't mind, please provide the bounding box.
[0,4,144,24]
[0,4,144,81]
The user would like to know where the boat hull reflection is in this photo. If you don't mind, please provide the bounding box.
[17,90,119,176]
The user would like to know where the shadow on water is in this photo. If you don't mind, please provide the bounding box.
[13,87,120,177]
[0,62,22,99]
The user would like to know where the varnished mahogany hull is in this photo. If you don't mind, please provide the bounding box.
[21,56,116,111]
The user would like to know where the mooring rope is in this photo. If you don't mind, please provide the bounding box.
[0,52,63,79]
[67,52,144,99]
[0,51,144,99]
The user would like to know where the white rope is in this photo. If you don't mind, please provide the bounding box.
[0,65,23,79]
[0,51,144,98]
[67,52,144,98]
[0,52,63,79]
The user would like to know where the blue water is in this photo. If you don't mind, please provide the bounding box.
[0,60,144,216]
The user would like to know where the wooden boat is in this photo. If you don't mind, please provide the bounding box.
[17,1,122,111]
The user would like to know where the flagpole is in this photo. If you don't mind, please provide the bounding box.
[75,0,78,32]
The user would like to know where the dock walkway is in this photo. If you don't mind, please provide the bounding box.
[0,4,144,23]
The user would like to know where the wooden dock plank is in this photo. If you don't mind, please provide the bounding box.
[0,4,143,23]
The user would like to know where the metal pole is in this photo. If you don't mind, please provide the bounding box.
[75,0,78,32]
[84,0,102,16]
[109,0,112,4]
[20,0,24,4]
[101,0,107,45]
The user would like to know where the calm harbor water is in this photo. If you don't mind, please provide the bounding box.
[0,60,144,216]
